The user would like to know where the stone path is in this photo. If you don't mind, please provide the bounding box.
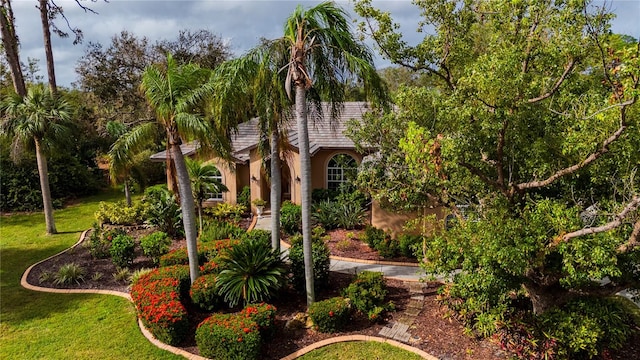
[378,282,426,344]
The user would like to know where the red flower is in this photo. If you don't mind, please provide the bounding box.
[329,311,334,317]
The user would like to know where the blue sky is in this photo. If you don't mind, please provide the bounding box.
[9,0,640,87]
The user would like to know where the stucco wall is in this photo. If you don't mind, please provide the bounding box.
[371,201,445,238]
[310,149,363,191]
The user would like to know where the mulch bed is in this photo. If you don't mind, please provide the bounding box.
[24,222,640,360]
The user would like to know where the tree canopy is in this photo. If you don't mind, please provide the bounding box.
[353,0,639,323]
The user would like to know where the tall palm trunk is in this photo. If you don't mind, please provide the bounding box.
[38,0,57,94]
[270,129,282,252]
[198,200,204,235]
[123,178,132,207]
[35,137,57,234]
[295,87,315,306]
[171,141,199,284]
[1,0,26,96]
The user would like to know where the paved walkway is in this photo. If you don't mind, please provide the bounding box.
[254,214,447,345]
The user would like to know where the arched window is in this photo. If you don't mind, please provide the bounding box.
[205,167,223,201]
[327,154,357,191]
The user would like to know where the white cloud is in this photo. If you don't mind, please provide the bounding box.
[7,0,639,88]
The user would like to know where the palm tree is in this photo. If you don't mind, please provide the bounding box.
[186,158,228,234]
[139,53,233,284]
[1,85,73,234]
[249,45,293,252]
[280,1,388,306]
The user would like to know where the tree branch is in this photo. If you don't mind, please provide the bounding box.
[618,219,640,253]
[516,108,629,190]
[527,57,576,103]
[558,195,640,243]
[460,161,507,196]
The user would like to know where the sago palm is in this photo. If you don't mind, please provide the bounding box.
[216,237,287,308]
[280,1,388,306]
[1,84,73,234]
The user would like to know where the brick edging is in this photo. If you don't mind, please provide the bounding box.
[20,229,203,360]
[279,335,438,360]
[21,229,436,360]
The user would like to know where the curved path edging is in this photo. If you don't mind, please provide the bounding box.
[21,228,438,360]
[280,335,437,360]
[20,229,207,360]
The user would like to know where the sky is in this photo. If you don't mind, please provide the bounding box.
[8,0,640,88]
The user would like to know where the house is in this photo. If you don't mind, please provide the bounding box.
[150,101,444,234]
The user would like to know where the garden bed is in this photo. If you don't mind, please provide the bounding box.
[24,224,640,360]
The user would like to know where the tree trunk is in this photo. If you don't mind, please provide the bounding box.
[295,86,315,306]
[38,0,57,94]
[1,0,26,96]
[124,179,132,207]
[35,137,57,234]
[198,201,203,236]
[523,281,573,315]
[171,142,199,284]
[270,129,282,252]
[165,141,180,198]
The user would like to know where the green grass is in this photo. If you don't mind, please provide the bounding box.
[0,191,181,360]
[297,341,426,360]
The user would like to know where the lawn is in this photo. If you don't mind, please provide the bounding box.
[0,191,182,360]
[297,341,425,360]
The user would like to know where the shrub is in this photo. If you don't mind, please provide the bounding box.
[205,203,246,222]
[288,229,331,293]
[336,201,366,229]
[140,231,172,264]
[342,271,392,321]
[237,185,251,210]
[217,238,287,307]
[143,185,183,238]
[190,274,222,312]
[241,229,271,245]
[130,270,188,346]
[109,234,135,268]
[86,223,110,259]
[53,263,86,285]
[363,225,388,249]
[94,200,147,225]
[158,240,238,267]
[312,199,339,229]
[199,259,221,275]
[196,313,261,360]
[376,238,400,258]
[151,265,191,298]
[280,201,301,235]
[240,303,277,335]
[539,297,633,359]
[308,297,351,333]
[129,268,153,284]
[398,234,422,258]
[200,220,244,242]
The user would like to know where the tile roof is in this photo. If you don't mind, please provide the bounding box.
[150,102,372,162]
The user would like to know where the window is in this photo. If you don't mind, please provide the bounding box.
[205,167,223,201]
[327,154,357,191]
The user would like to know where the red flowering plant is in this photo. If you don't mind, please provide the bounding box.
[195,313,261,360]
[199,259,220,275]
[241,303,277,335]
[190,274,222,312]
[308,296,351,333]
[130,269,189,345]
